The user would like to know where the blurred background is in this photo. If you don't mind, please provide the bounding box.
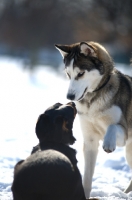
[0,1,132,198]
[0,0,132,69]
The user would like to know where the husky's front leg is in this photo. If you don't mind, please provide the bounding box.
[103,124,127,153]
[83,136,99,198]
[79,117,100,198]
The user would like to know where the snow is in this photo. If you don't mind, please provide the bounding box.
[0,56,132,200]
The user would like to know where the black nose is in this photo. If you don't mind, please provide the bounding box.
[70,102,76,107]
[67,93,75,100]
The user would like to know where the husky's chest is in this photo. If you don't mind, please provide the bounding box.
[76,99,122,134]
[76,93,107,118]
[76,101,100,119]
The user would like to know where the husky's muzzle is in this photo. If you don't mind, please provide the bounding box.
[67,87,88,101]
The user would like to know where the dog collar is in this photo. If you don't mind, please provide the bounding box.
[93,75,111,92]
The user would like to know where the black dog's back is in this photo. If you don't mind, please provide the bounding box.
[12,143,85,200]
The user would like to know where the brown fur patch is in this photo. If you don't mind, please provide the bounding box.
[62,120,69,132]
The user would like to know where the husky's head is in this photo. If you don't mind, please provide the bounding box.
[55,42,113,101]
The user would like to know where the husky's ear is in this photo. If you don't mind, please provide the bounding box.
[80,42,97,57]
[55,44,70,58]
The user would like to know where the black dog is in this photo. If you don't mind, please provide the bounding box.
[12,102,86,200]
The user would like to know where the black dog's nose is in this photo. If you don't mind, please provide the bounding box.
[70,102,76,107]
[67,102,76,107]
[67,93,75,100]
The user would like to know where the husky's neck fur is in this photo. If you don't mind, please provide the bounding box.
[93,75,111,92]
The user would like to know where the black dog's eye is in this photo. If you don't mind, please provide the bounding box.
[77,71,85,78]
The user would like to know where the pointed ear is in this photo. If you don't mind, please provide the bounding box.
[35,114,50,140]
[55,44,70,58]
[80,42,97,57]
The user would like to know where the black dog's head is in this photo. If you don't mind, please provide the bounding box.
[35,102,77,145]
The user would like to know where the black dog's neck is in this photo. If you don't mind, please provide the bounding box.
[38,141,78,167]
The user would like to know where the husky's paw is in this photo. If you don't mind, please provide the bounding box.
[103,143,116,153]
[103,125,116,153]
[103,139,116,153]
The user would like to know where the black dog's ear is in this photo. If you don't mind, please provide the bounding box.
[35,114,50,140]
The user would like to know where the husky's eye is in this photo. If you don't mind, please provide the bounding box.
[77,71,85,78]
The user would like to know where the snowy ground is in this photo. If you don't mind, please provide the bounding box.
[0,56,132,200]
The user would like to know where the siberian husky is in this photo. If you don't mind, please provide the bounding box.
[55,41,132,198]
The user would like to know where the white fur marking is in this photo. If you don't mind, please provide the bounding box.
[103,124,126,153]
[66,64,103,100]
